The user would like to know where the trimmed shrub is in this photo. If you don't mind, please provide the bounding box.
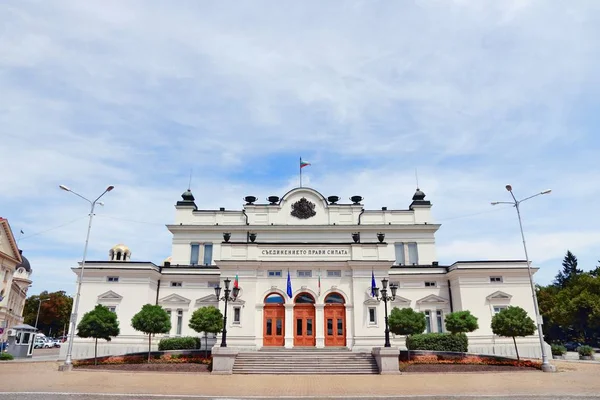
[0,352,14,361]
[158,336,200,351]
[578,345,594,357]
[406,333,468,353]
[551,344,567,356]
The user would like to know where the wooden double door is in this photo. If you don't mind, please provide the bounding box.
[324,304,346,347]
[263,304,285,346]
[294,305,316,346]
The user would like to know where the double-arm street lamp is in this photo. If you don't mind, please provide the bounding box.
[214,278,240,348]
[372,278,398,347]
[492,184,555,372]
[59,184,114,369]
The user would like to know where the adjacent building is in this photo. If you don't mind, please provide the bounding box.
[61,186,549,360]
[0,218,33,343]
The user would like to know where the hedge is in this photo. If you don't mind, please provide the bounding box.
[158,337,201,351]
[0,352,14,361]
[406,333,468,352]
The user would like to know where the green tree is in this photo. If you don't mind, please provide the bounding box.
[23,291,73,337]
[589,262,600,278]
[188,306,223,358]
[491,306,536,360]
[549,273,600,345]
[444,311,479,335]
[388,307,426,361]
[76,305,120,365]
[554,250,583,288]
[131,304,171,362]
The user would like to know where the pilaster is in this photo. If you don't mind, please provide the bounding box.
[284,303,294,348]
[315,304,325,348]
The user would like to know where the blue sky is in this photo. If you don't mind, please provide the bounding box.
[1,1,599,295]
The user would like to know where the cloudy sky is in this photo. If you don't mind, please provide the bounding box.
[1,0,599,295]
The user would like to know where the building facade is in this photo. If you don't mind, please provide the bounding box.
[61,187,549,360]
[0,218,33,343]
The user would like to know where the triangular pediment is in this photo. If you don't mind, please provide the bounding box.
[159,293,191,305]
[416,294,448,304]
[0,219,21,263]
[195,294,218,305]
[391,295,411,304]
[486,290,513,301]
[97,290,123,301]
[364,298,380,305]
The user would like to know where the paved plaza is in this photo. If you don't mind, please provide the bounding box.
[0,360,599,399]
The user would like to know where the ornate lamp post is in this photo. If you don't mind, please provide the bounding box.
[373,278,398,347]
[214,278,239,348]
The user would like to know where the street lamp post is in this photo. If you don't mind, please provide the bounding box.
[59,184,114,370]
[373,278,398,347]
[491,184,555,372]
[214,278,239,348]
[34,298,49,330]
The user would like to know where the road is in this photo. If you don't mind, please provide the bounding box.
[0,395,599,400]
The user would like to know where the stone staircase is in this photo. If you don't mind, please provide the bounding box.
[232,348,379,374]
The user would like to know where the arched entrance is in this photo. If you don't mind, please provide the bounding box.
[294,292,316,346]
[263,293,285,346]
[324,292,346,347]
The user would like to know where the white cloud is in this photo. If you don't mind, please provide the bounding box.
[1,0,599,292]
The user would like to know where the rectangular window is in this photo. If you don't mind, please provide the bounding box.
[493,306,507,315]
[203,243,213,265]
[425,310,432,333]
[296,319,303,336]
[233,307,241,324]
[436,310,443,333]
[276,319,282,335]
[327,319,333,335]
[368,307,377,324]
[327,270,341,277]
[395,243,405,265]
[408,243,419,265]
[425,281,436,287]
[490,276,503,283]
[266,318,272,335]
[337,319,343,335]
[190,243,200,265]
[297,270,312,278]
[268,270,282,277]
[207,281,219,288]
[176,310,183,336]
[307,319,313,336]
[107,276,119,282]
[170,282,182,287]
[107,306,116,313]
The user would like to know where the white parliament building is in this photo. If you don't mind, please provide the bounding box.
[61,186,548,360]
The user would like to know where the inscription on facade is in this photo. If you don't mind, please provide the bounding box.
[261,248,349,256]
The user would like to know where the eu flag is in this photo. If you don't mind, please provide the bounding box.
[371,270,376,297]
[287,270,293,298]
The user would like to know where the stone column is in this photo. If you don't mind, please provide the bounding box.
[255,304,264,349]
[315,304,325,348]
[284,303,294,348]
[345,304,354,349]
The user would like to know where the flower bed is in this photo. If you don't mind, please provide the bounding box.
[74,353,211,367]
[400,353,541,372]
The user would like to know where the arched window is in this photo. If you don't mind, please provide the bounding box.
[116,252,122,261]
[294,293,315,304]
[325,293,345,304]
[265,293,285,304]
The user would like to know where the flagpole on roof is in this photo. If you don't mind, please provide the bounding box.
[299,157,302,187]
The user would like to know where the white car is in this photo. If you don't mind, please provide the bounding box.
[33,337,51,349]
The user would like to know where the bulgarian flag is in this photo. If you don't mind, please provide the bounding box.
[300,158,311,168]
[234,274,239,289]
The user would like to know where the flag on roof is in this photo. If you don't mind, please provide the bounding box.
[300,159,311,168]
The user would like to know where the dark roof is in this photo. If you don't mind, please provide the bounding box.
[16,250,31,272]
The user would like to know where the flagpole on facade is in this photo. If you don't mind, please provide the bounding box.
[299,157,302,187]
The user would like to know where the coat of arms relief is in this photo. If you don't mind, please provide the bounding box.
[291,197,316,219]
